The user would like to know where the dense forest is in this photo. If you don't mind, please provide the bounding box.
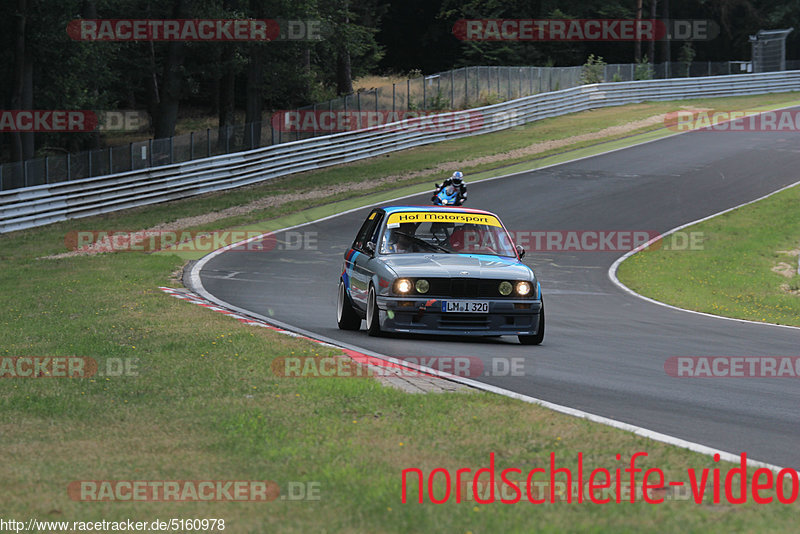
[3,0,799,163]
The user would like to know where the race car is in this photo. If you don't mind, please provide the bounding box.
[336,205,544,345]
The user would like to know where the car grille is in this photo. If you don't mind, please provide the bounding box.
[438,314,490,329]
[426,278,512,298]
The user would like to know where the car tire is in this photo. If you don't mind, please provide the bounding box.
[366,284,382,337]
[519,301,544,345]
[337,280,362,330]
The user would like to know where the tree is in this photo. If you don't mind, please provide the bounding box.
[152,0,190,139]
[318,0,386,95]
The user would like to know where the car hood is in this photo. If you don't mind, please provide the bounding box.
[381,253,534,280]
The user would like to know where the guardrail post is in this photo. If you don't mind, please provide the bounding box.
[148,139,153,167]
[45,156,49,183]
[451,69,455,108]
[530,66,534,94]
[464,67,469,107]
[374,89,378,112]
[23,160,28,187]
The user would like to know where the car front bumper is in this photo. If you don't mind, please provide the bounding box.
[375,296,542,336]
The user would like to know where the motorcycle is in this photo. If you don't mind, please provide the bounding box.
[432,183,464,206]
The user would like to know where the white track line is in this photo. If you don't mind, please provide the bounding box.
[608,178,800,332]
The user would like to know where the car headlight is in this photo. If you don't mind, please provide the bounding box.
[498,281,513,296]
[394,278,413,294]
[515,281,532,296]
[415,279,430,294]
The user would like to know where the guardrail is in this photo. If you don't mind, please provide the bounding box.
[3,71,800,234]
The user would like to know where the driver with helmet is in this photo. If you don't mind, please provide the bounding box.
[431,171,468,205]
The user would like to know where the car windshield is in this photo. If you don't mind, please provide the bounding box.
[380,219,517,257]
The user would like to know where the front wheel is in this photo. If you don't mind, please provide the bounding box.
[337,280,362,330]
[366,285,382,337]
[519,302,544,345]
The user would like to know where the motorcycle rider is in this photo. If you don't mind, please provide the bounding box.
[432,171,468,206]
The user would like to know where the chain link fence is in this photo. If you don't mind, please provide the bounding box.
[3,60,798,191]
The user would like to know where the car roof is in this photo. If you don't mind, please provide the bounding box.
[380,205,499,217]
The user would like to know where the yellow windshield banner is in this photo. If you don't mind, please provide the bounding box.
[386,211,501,227]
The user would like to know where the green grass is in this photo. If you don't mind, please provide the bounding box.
[3,93,800,532]
[617,183,800,326]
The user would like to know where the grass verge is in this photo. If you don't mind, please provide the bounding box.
[617,182,800,327]
[2,93,800,532]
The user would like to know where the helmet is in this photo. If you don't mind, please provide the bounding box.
[451,171,464,186]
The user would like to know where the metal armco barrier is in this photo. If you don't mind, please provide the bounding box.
[2,71,800,234]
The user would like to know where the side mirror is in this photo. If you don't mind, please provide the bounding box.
[365,241,376,255]
[516,245,525,259]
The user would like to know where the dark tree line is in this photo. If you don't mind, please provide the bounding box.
[2,0,385,161]
[3,0,799,162]
[382,0,800,72]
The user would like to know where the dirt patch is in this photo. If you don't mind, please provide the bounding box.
[43,112,671,260]
[774,248,800,295]
[772,262,797,278]
[779,283,800,296]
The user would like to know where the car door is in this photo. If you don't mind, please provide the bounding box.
[346,209,384,311]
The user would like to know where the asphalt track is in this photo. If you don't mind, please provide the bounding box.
[197,120,800,469]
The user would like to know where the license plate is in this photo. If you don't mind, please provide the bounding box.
[441,301,488,313]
